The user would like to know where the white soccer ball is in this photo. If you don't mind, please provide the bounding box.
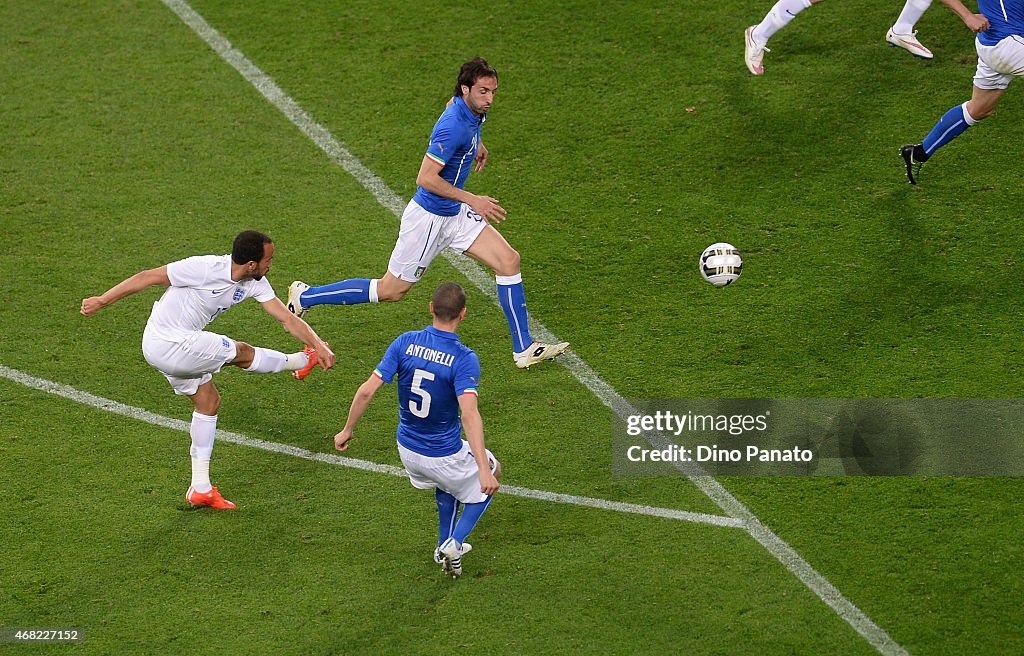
[699,243,742,287]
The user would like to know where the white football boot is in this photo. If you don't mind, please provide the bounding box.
[433,541,471,567]
[437,538,468,578]
[744,26,770,76]
[886,29,933,59]
[514,341,570,369]
[286,280,310,318]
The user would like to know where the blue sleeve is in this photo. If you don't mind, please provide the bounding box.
[454,350,480,396]
[374,335,404,384]
[425,114,461,166]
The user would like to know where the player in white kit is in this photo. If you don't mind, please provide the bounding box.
[81,231,334,509]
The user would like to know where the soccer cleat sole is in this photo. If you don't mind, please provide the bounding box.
[887,41,933,60]
[286,281,309,319]
[515,342,570,369]
[885,29,933,60]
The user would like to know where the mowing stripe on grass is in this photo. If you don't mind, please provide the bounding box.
[156,4,909,654]
[0,364,742,530]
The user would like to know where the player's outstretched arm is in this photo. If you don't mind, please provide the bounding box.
[80,266,171,316]
[260,298,335,371]
[415,155,506,224]
[939,0,990,31]
[458,393,499,496]
[334,373,385,451]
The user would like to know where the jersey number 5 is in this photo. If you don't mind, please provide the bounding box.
[409,369,435,418]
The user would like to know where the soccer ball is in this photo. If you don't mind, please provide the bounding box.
[699,243,742,287]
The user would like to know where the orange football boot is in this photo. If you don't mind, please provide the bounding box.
[292,344,322,380]
[186,485,236,510]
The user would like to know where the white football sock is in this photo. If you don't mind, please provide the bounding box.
[961,102,978,126]
[284,350,309,371]
[752,0,813,45]
[243,347,289,373]
[893,0,932,34]
[495,273,523,285]
[189,411,217,493]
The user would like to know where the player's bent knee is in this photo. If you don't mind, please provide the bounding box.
[377,280,411,302]
[378,287,408,302]
[967,103,991,120]
[192,389,221,415]
[495,249,521,276]
[231,341,255,368]
[967,97,999,121]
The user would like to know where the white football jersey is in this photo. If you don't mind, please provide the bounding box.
[145,254,275,341]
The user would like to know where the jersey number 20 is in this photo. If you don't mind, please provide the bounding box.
[409,369,435,418]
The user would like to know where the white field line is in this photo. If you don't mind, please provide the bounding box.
[155,3,908,654]
[0,364,741,530]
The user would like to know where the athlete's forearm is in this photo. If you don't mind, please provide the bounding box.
[461,405,489,471]
[343,379,378,432]
[282,314,326,349]
[939,0,976,23]
[417,172,476,206]
[82,267,170,315]
[103,268,170,303]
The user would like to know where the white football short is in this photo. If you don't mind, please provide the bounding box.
[142,326,237,396]
[973,35,1024,90]
[397,440,499,504]
[387,199,489,283]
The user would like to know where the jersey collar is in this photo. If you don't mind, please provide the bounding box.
[425,325,460,341]
[453,96,485,126]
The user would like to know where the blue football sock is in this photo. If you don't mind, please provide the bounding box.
[452,496,493,545]
[435,489,460,548]
[496,274,532,353]
[922,103,976,158]
[301,278,375,308]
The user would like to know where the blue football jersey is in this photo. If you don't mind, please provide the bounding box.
[411,97,485,217]
[978,0,1024,45]
[374,325,480,457]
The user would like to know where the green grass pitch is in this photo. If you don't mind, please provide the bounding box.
[2,1,1022,654]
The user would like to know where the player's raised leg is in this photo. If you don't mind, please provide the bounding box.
[463,226,569,368]
[229,340,306,373]
[291,273,415,316]
[228,339,325,381]
[289,278,377,317]
[289,199,433,317]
